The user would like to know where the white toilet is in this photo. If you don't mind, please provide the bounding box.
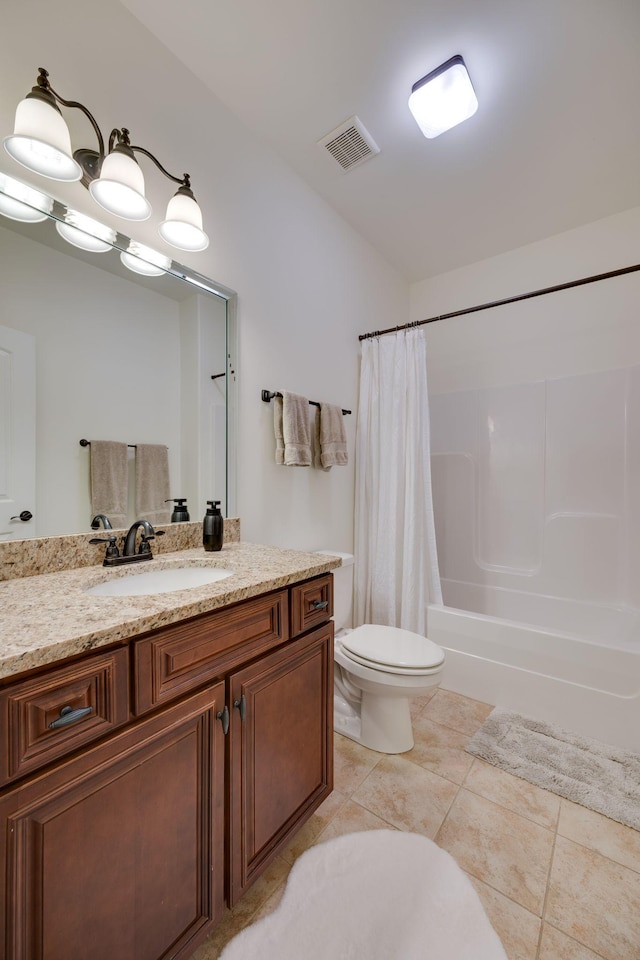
[318,552,445,754]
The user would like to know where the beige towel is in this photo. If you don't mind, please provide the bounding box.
[312,408,330,471]
[90,441,129,528]
[319,403,348,467]
[283,392,311,466]
[274,396,285,464]
[135,444,171,525]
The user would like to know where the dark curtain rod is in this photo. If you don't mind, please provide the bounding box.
[261,390,351,415]
[79,439,136,448]
[359,262,640,341]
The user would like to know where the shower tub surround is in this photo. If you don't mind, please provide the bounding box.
[428,365,640,750]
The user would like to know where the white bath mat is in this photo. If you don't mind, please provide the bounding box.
[220,830,507,960]
[467,707,640,830]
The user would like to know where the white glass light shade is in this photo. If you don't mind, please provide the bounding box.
[3,96,81,181]
[159,191,209,251]
[56,210,116,253]
[89,149,151,221]
[120,240,171,277]
[408,57,478,139]
[0,174,53,222]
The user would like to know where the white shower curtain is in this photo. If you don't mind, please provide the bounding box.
[354,328,442,634]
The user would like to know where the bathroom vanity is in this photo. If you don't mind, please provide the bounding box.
[0,540,339,960]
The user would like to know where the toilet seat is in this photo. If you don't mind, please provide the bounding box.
[341,624,444,672]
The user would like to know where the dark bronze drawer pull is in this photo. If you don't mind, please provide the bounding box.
[217,705,230,735]
[233,694,246,722]
[49,705,93,729]
[311,599,328,610]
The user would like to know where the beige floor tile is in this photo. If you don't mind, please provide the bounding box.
[333,733,381,794]
[352,754,459,838]
[406,715,475,784]
[423,688,493,736]
[225,855,291,926]
[538,923,606,960]
[410,687,438,718]
[468,875,541,960]
[251,880,287,922]
[315,797,396,843]
[436,788,554,914]
[465,758,561,829]
[546,835,640,960]
[279,788,349,864]
[558,799,640,873]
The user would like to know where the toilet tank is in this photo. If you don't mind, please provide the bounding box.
[316,551,354,631]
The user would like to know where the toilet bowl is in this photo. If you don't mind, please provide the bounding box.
[317,551,445,754]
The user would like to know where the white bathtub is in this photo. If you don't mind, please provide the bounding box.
[428,580,640,751]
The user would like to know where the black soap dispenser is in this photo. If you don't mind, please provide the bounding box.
[203,500,223,551]
[165,498,190,522]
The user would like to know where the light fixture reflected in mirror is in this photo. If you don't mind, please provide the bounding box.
[3,68,209,250]
[0,173,53,222]
[55,209,117,253]
[120,240,171,277]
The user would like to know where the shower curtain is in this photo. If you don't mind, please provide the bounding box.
[354,328,442,634]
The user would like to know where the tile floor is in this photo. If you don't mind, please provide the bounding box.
[190,688,640,960]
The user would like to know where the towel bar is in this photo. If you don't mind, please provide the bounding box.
[261,390,351,415]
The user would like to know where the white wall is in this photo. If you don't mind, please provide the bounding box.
[0,0,407,553]
[412,206,640,611]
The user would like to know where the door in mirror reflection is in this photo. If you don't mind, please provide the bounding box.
[0,325,36,540]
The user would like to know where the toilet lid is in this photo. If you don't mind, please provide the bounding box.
[341,624,445,670]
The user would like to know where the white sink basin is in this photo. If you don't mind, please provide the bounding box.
[86,566,234,597]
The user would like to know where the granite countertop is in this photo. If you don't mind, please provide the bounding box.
[0,542,341,681]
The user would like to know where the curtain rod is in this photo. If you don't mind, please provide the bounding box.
[261,390,351,415]
[358,262,640,341]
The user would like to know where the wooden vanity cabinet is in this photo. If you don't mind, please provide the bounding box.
[0,572,334,960]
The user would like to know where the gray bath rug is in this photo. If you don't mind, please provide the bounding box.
[466,707,640,831]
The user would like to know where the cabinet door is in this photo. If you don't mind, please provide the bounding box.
[0,685,226,960]
[228,624,333,905]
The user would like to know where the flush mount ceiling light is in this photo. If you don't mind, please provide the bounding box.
[408,55,478,139]
[3,68,209,251]
[0,172,53,222]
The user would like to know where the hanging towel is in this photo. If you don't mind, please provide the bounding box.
[274,396,285,464]
[319,403,348,467]
[312,408,330,471]
[283,392,311,466]
[90,441,129,529]
[135,444,171,525]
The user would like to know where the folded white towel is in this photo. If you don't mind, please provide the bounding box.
[274,396,285,464]
[319,403,348,467]
[90,441,129,528]
[135,444,171,525]
[283,392,311,466]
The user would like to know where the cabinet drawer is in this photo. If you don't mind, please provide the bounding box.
[290,574,333,638]
[0,647,129,787]
[134,590,288,714]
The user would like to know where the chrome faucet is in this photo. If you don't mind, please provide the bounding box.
[123,519,156,557]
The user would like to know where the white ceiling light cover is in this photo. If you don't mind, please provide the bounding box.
[408,55,478,139]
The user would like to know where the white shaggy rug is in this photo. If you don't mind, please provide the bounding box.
[220,830,507,960]
[467,707,640,830]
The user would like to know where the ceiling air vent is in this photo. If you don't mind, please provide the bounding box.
[318,116,380,172]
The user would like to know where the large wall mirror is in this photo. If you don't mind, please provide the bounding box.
[0,172,237,541]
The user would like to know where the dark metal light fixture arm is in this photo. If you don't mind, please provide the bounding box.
[128,143,190,189]
[39,69,106,161]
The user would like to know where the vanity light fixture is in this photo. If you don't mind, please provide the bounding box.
[0,172,52,223]
[55,209,117,253]
[4,68,209,251]
[120,240,171,277]
[408,55,478,139]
